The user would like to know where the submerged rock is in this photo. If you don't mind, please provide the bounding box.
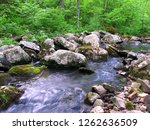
[78,67,94,75]
[43,50,87,68]
[0,86,23,110]
[8,64,46,76]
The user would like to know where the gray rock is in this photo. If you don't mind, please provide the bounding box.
[0,46,31,69]
[138,79,150,94]
[103,83,115,93]
[83,34,100,48]
[76,45,108,61]
[53,37,78,51]
[19,41,40,52]
[92,85,107,95]
[43,50,87,68]
[93,99,104,107]
[113,96,125,109]
[44,38,55,48]
[103,33,122,44]
[90,106,104,113]
[65,33,78,41]
[85,92,100,105]
[144,95,150,111]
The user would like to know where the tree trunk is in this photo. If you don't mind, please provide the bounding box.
[59,0,64,8]
[77,0,80,28]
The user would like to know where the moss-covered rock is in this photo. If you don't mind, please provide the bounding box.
[0,73,11,86]
[0,86,23,109]
[125,101,134,110]
[76,45,108,61]
[8,64,46,76]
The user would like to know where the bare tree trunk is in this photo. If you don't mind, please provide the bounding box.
[141,0,148,33]
[77,0,80,28]
[59,0,64,8]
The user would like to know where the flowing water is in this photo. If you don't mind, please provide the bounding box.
[2,57,126,113]
[2,42,150,113]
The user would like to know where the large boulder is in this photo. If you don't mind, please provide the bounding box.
[103,33,122,44]
[53,37,78,51]
[82,34,100,48]
[0,86,23,109]
[0,46,31,70]
[76,45,108,61]
[44,38,55,49]
[65,33,78,41]
[43,50,87,68]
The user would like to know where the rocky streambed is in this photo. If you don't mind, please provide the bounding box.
[0,31,150,113]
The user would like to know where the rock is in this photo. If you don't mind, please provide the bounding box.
[0,45,15,52]
[103,33,122,44]
[0,86,23,109]
[144,95,150,111]
[8,64,46,76]
[65,33,78,41]
[113,97,125,109]
[138,93,148,98]
[19,41,40,52]
[90,106,104,113]
[125,101,134,110]
[43,50,87,68]
[139,105,147,112]
[92,85,107,95]
[76,45,108,61]
[85,92,100,105]
[114,62,125,70]
[129,54,150,80]
[127,52,137,59]
[0,46,31,68]
[93,99,104,107]
[53,37,78,51]
[82,34,100,48]
[78,67,94,75]
[138,79,150,94]
[44,38,55,48]
[106,45,128,57]
[0,73,11,86]
[130,36,141,41]
[103,83,115,93]
[128,92,138,100]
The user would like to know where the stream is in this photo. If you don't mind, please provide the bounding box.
[1,42,150,113]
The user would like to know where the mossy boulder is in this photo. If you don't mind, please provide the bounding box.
[0,73,11,86]
[76,45,108,61]
[8,64,46,76]
[0,86,23,109]
[85,92,100,105]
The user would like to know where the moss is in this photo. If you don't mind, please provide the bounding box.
[0,73,11,86]
[125,101,134,110]
[78,44,93,51]
[0,86,23,109]
[8,64,46,76]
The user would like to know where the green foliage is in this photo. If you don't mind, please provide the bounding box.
[1,0,150,45]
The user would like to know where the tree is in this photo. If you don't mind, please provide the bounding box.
[77,0,80,28]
